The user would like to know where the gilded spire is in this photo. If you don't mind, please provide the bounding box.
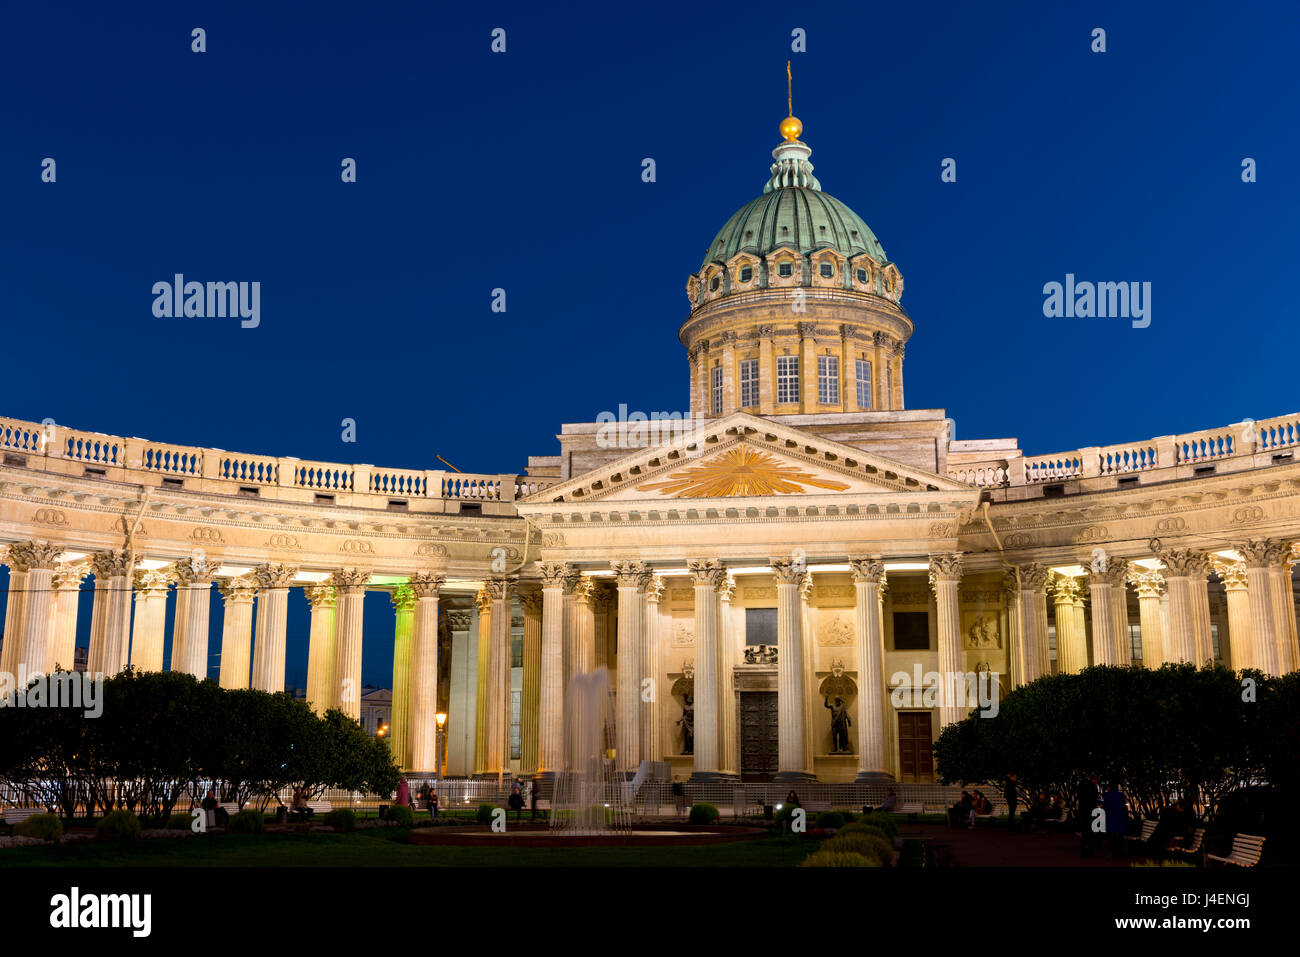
[780,60,803,141]
[766,62,818,193]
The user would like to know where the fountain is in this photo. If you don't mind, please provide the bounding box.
[550,668,632,835]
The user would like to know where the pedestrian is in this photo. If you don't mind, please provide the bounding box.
[530,776,542,821]
[1102,781,1128,858]
[672,775,686,817]
[1004,772,1019,830]
[508,784,525,822]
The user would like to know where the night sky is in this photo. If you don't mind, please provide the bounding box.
[2,0,1297,686]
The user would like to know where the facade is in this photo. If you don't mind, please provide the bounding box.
[2,113,1299,784]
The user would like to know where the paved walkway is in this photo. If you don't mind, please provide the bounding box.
[908,822,1134,867]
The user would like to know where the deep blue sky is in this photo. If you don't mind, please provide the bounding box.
[3,1,1298,686]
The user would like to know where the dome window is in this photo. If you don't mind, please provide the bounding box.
[778,262,793,278]
[857,268,868,284]
[740,266,753,282]
[819,263,834,278]
[782,226,789,236]
[710,276,721,291]
[745,230,753,240]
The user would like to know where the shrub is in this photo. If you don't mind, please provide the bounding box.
[14,813,62,842]
[834,809,858,823]
[839,823,891,844]
[850,813,899,839]
[822,832,894,865]
[96,809,141,841]
[387,804,415,827]
[228,809,264,834]
[801,849,881,867]
[689,803,720,825]
[475,803,498,824]
[816,810,846,830]
[325,808,357,832]
[167,812,195,830]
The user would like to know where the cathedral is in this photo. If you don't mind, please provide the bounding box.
[2,108,1298,786]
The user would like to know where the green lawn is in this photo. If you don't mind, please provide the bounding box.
[0,828,823,867]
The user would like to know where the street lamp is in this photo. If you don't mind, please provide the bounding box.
[434,712,448,800]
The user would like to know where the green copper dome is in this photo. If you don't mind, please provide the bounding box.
[700,186,888,270]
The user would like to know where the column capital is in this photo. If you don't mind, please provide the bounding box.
[538,561,570,589]
[1050,573,1084,601]
[688,558,728,588]
[1211,559,1248,591]
[329,567,369,592]
[611,560,653,590]
[645,574,666,604]
[849,558,885,584]
[256,562,301,590]
[219,575,258,604]
[90,549,131,579]
[174,555,220,585]
[1149,540,1210,578]
[1087,557,1130,587]
[768,557,804,585]
[799,571,815,601]
[927,552,964,588]
[1126,566,1166,598]
[53,561,90,592]
[518,586,543,612]
[448,608,474,631]
[9,540,63,571]
[409,572,446,599]
[572,574,595,605]
[302,581,336,608]
[1016,562,1051,592]
[1234,538,1290,569]
[718,576,737,603]
[133,568,173,597]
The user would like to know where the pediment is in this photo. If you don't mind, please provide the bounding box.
[523,412,975,505]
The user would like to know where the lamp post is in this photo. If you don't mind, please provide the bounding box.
[434,712,448,799]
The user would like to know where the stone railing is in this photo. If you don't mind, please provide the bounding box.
[950,413,1300,490]
[0,415,556,510]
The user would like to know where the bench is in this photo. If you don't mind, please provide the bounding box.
[1168,827,1205,857]
[804,801,832,814]
[1126,819,1158,845]
[291,800,332,822]
[2,807,45,825]
[1207,832,1264,867]
[898,802,923,821]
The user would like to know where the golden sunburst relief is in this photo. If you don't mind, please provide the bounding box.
[636,447,851,498]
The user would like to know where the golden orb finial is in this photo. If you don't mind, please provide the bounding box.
[781,60,802,141]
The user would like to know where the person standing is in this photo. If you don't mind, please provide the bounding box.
[530,776,542,821]
[1102,782,1129,858]
[1004,773,1019,830]
[672,775,686,818]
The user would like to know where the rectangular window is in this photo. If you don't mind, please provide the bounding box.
[1047,625,1058,675]
[745,607,778,645]
[856,359,872,409]
[510,690,521,760]
[817,355,839,404]
[776,355,799,404]
[739,358,759,408]
[511,633,523,669]
[1129,623,1143,663]
[892,611,930,650]
[711,365,723,415]
[1210,623,1220,660]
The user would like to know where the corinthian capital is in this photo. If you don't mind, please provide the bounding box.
[302,582,336,608]
[928,553,964,588]
[219,576,258,604]
[1087,557,1130,587]
[174,555,220,585]
[90,549,132,579]
[1234,538,1289,569]
[688,558,728,588]
[1210,560,1248,591]
[539,562,569,589]
[611,560,653,590]
[1051,574,1083,602]
[1017,563,1051,592]
[408,572,446,599]
[255,562,300,590]
[484,576,517,602]
[767,557,803,585]
[133,568,173,597]
[1126,567,1166,599]
[329,567,370,592]
[1150,542,1210,579]
[849,558,885,584]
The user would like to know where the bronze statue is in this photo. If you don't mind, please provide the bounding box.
[677,693,694,754]
[825,694,852,753]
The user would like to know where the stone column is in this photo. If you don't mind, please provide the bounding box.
[929,553,965,728]
[1211,561,1250,671]
[12,542,62,675]
[1015,564,1050,681]
[1,547,31,678]
[1268,553,1298,674]
[446,608,476,775]
[90,550,132,676]
[518,585,542,775]
[389,584,416,770]
[218,576,257,689]
[560,565,580,685]
[768,557,809,781]
[482,576,515,778]
[537,564,567,777]
[799,572,817,772]
[718,575,739,776]
[1155,546,1212,665]
[1236,540,1287,675]
[571,574,596,677]
[1086,559,1123,666]
[850,559,889,782]
[642,575,665,762]
[172,556,218,679]
[250,563,298,693]
[130,569,173,672]
[592,584,612,670]
[688,558,726,781]
[612,561,650,775]
[301,583,335,709]
[473,588,491,774]
[1129,568,1168,669]
[50,563,87,673]
[170,579,191,674]
[1001,572,1023,686]
[330,568,367,715]
[1051,575,1085,673]
[408,572,444,773]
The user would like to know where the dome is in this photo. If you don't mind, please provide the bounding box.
[700,186,888,270]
